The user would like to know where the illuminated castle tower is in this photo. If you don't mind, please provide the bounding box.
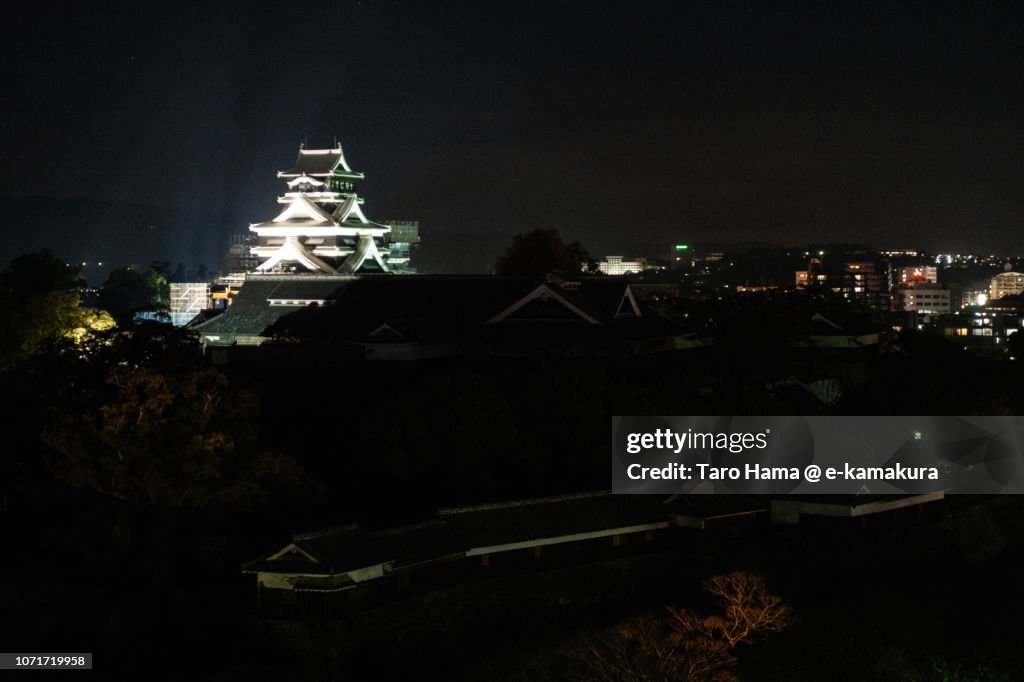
[250,144,391,274]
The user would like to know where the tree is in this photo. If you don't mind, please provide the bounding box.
[0,250,88,368]
[68,308,117,345]
[42,366,314,510]
[98,266,170,324]
[666,571,791,649]
[569,611,689,682]
[72,318,202,372]
[495,228,597,276]
[567,571,790,681]
[0,249,82,297]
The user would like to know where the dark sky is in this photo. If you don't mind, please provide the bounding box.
[3,1,1024,272]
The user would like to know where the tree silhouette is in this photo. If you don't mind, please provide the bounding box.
[0,249,82,297]
[98,266,170,324]
[0,250,87,368]
[495,228,597,276]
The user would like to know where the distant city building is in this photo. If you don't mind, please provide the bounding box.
[842,262,887,305]
[735,284,778,293]
[961,289,989,308]
[935,298,1024,356]
[250,144,392,274]
[880,249,921,258]
[935,253,1010,268]
[669,243,691,267]
[990,263,1024,301]
[986,295,1024,315]
[796,257,888,309]
[795,257,824,288]
[899,266,938,285]
[897,286,951,314]
[382,220,421,273]
[598,256,648,275]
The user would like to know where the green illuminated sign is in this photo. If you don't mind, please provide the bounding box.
[674,244,689,251]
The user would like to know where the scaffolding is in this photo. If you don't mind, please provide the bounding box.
[168,282,211,326]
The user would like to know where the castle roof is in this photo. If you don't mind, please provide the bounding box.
[250,193,391,232]
[278,145,364,179]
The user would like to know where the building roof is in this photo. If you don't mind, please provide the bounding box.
[243,492,671,576]
[197,274,681,352]
[250,194,391,233]
[254,236,337,273]
[241,519,466,576]
[193,276,353,336]
[664,494,768,520]
[262,276,643,341]
[768,493,945,519]
[273,193,336,224]
[242,491,945,579]
[278,146,364,179]
[438,492,670,549]
[259,276,530,342]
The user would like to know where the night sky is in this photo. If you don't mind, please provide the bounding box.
[3,2,1024,275]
